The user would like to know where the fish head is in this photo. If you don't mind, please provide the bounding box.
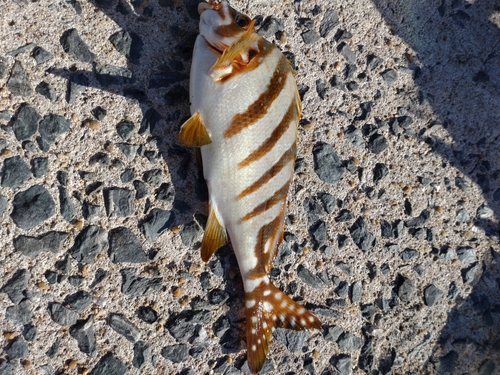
[198,0,253,52]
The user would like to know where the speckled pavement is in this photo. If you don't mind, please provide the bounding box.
[0,0,499,374]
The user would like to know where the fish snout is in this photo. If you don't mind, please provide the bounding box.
[199,0,222,14]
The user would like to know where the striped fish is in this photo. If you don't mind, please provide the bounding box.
[179,0,321,372]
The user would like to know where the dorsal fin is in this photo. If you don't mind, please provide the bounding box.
[201,205,227,262]
[179,112,212,147]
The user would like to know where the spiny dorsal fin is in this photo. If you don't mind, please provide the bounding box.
[179,112,212,147]
[245,281,322,373]
[201,205,227,262]
[208,19,260,81]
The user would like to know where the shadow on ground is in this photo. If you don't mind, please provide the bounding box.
[370,0,500,372]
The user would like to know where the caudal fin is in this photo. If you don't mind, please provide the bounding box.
[245,282,321,373]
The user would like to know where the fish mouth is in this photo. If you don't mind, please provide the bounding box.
[199,18,228,54]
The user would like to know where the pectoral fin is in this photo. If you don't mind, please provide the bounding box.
[179,112,212,147]
[201,205,227,262]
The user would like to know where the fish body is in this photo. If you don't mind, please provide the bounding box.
[179,1,321,372]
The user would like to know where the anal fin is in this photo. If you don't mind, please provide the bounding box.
[179,112,212,147]
[201,205,227,262]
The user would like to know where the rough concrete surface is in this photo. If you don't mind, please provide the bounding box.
[0,0,499,374]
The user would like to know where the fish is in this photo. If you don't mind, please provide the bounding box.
[179,0,322,372]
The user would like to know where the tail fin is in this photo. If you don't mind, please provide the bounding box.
[245,282,321,373]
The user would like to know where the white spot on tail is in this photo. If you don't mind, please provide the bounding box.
[246,299,256,308]
[263,289,271,296]
[263,301,273,311]
[308,316,315,323]
[280,300,287,308]
[298,307,306,314]
[252,345,257,351]
[290,317,296,326]
[275,292,282,300]
[251,328,256,334]
[300,318,306,326]
[251,316,257,323]
[263,322,268,329]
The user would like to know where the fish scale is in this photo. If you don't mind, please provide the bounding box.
[178,1,321,373]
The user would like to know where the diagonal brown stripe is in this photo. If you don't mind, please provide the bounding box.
[238,143,296,199]
[241,182,289,222]
[239,100,296,168]
[254,213,282,270]
[224,56,289,138]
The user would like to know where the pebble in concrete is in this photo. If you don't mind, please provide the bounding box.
[88,352,127,375]
[180,221,202,246]
[69,225,108,264]
[133,341,152,369]
[12,104,41,141]
[1,269,30,304]
[312,142,345,184]
[64,290,92,312]
[39,114,70,144]
[5,337,28,359]
[349,217,376,251]
[274,329,309,352]
[1,156,32,189]
[120,268,163,297]
[6,61,32,96]
[70,316,96,356]
[104,188,135,217]
[48,302,78,326]
[60,28,96,63]
[161,344,189,363]
[108,227,147,263]
[140,208,175,241]
[35,81,57,102]
[14,231,68,257]
[108,313,141,342]
[424,284,443,306]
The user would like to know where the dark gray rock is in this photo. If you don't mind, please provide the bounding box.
[60,28,95,63]
[180,220,202,246]
[335,209,353,222]
[89,268,107,288]
[70,315,96,356]
[405,210,430,228]
[35,81,56,102]
[478,359,496,375]
[104,188,135,217]
[349,217,376,251]
[455,208,469,223]
[5,337,28,359]
[302,30,320,44]
[312,142,345,184]
[1,156,31,189]
[476,203,494,219]
[109,31,143,64]
[155,183,175,202]
[424,284,443,306]
[88,152,110,167]
[48,302,78,326]
[137,306,158,324]
[431,351,458,373]
[462,262,480,284]
[166,309,211,342]
[91,106,106,120]
[83,202,100,221]
[373,163,388,184]
[12,104,41,141]
[95,65,133,86]
[142,169,163,187]
[456,246,476,263]
[455,177,471,192]
[133,180,149,199]
[66,73,89,103]
[108,227,147,263]
[381,69,398,85]
[337,332,363,351]
[400,248,419,261]
[324,325,344,342]
[108,313,141,342]
[274,328,309,352]
[69,225,108,264]
[368,133,388,154]
[138,108,161,135]
[22,324,36,341]
[32,46,52,64]
[116,142,139,159]
[59,187,77,223]
[350,281,362,303]
[344,127,365,147]
[120,168,135,183]
[338,43,356,64]
[140,208,175,242]
[65,290,92,312]
[116,120,135,140]
[297,265,323,289]
[320,193,336,214]
[46,337,60,358]
[208,289,230,305]
[39,114,70,144]
[14,231,68,257]
[1,269,30,304]
[6,61,32,96]
[121,268,163,296]
[31,157,48,178]
[316,79,327,99]
[161,344,189,363]
[6,43,36,57]
[89,352,127,375]
[332,354,352,375]
[133,341,151,369]
[257,16,284,38]
[319,9,339,37]
[5,299,32,324]
[397,276,416,302]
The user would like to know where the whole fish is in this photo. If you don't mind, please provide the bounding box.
[179,0,321,372]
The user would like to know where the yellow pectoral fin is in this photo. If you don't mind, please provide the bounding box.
[201,206,227,262]
[208,19,260,81]
[179,112,212,147]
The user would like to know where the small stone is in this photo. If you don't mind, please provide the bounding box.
[31,157,48,177]
[208,289,230,305]
[333,354,352,375]
[108,227,147,263]
[88,352,127,375]
[108,31,143,64]
[59,187,77,223]
[297,265,323,289]
[349,217,376,251]
[143,169,163,187]
[39,114,70,144]
[22,324,37,341]
[180,221,202,246]
[66,73,89,103]
[368,133,388,154]
[431,351,458,373]
[301,30,321,44]
[274,329,309,352]
[95,65,133,86]
[108,313,141,342]
[424,284,443,306]
[133,341,151,369]
[120,168,135,183]
[89,152,110,167]
[45,270,58,284]
[46,337,60,358]
[133,180,149,199]
[104,188,135,217]
[90,268,107,288]
[91,106,106,120]
[140,208,175,242]
[6,61,32,96]
[456,246,476,263]
[350,281,362,303]
[137,306,158,324]
[455,177,471,192]
[316,79,327,99]
[320,193,336,214]
[381,69,398,85]
[121,268,163,297]
[0,194,7,216]
[312,142,345,184]
[358,338,374,372]
[309,220,327,248]
[116,120,135,140]
[478,359,496,375]
[324,325,344,342]
[335,209,353,222]
[115,142,138,160]
[338,43,356,64]
[166,310,211,342]
[70,315,96,356]
[1,156,31,189]
[161,344,189,363]
[405,210,430,228]
[138,108,162,135]
[257,16,284,38]
[60,28,96,63]
[48,302,78,326]
[69,225,108,264]
[5,300,32,324]
[14,231,68,257]
[455,208,469,223]
[319,9,339,38]
[400,248,419,261]
[68,275,84,287]
[462,262,480,284]
[5,337,28,359]
[337,332,363,351]
[344,126,365,147]
[35,81,56,102]
[373,163,388,184]
[32,46,52,64]
[64,290,92,312]
[1,269,30,304]
[154,183,174,202]
[476,203,494,219]
[12,104,41,141]
[397,276,416,302]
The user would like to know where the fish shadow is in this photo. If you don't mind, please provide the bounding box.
[370,0,500,372]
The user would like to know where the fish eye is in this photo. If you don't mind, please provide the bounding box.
[235,14,250,28]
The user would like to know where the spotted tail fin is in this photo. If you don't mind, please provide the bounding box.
[245,281,321,373]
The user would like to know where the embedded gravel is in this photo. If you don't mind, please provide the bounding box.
[0,0,499,374]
